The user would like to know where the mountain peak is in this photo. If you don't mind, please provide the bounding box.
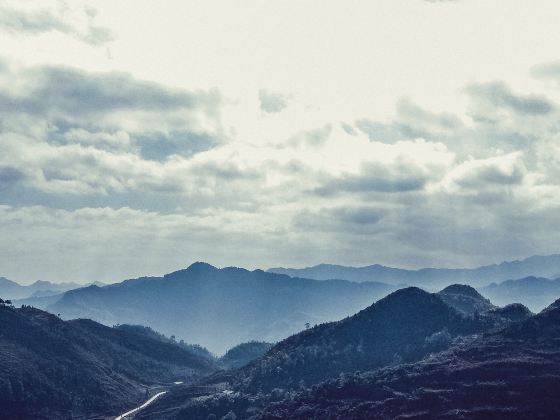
[437,284,494,315]
[439,284,485,299]
[489,303,533,322]
[186,262,217,272]
[542,297,560,313]
[382,286,429,300]
[370,287,441,314]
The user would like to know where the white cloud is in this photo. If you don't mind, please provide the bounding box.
[0,1,114,46]
[2,1,560,281]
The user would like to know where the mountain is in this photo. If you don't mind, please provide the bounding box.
[437,284,495,315]
[115,324,216,360]
[230,286,502,393]
[0,277,24,299]
[138,292,555,420]
[268,254,560,288]
[480,276,560,312]
[0,304,215,420]
[488,303,534,322]
[220,342,274,370]
[254,298,560,419]
[47,262,397,353]
[13,293,65,311]
[0,277,91,300]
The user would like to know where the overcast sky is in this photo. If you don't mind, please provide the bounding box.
[1,0,560,284]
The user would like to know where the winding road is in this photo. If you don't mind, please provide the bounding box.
[114,391,167,420]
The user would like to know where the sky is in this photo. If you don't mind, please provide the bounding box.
[1,0,560,284]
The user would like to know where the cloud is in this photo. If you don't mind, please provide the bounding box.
[293,206,385,236]
[0,166,25,189]
[466,81,553,116]
[259,89,289,113]
[532,60,560,84]
[5,65,218,117]
[0,3,114,46]
[286,125,332,148]
[3,54,560,281]
[355,99,463,144]
[313,162,430,196]
[0,63,224,160]
[443,152,526,191]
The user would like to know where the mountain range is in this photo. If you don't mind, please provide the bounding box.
[2,276,557,419]
[268,254,560,289]
[0,277,103,300]
[45,263,397,353]
[254,297,560,419]
[137,284,546,419]
[479,276,560,312]
[7,257,560,354]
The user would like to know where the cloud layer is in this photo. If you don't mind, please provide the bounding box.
[1,2,560,283]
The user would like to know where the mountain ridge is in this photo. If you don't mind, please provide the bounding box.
[268,253,560,288]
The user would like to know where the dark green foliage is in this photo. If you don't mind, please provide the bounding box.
[488,303,533,322]
[115,324,216,360]
[220,342,274,369]
[437,284,495,315]
[233,287,490,392]
[255,300,560,419]
[0,305,215,419]
[142,296,560,420]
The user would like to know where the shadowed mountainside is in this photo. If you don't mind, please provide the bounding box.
[0,305,214,420]
[254,297,560,419]
[437,284,495,315]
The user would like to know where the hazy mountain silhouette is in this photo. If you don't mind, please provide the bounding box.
[0,277,100,300]
[268,254,560,288]
[480,276,560,312]
[47,262,397,353]
[0,304,215,420]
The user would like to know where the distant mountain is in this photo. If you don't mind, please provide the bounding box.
[480,276,560,312]
[268,254,560,288]
[0,277,93,300]
[0,304,214,420]
[220,342,274,370]
[13,293,64,310]
[48,262,397,353]
[138,286,534,419]
[254,298,560,420]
